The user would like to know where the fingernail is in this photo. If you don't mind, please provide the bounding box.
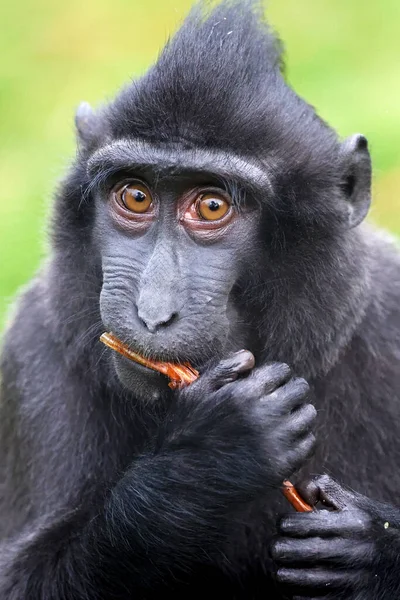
[232,350,255,371]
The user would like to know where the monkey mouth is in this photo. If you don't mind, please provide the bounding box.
[112,350,171,395]
[100,331,199,389]
[118,352,163,377]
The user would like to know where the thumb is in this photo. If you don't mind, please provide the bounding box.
[295,475,355,510]
[202,350,255,391]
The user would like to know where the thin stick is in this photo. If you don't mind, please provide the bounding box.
[100,332,199,389]
[100,331,313,511]
[282,480,313,512]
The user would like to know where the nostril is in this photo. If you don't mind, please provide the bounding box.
[162,312,178,328]
[138,311,178,333]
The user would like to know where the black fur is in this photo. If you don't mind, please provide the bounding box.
[1,1,400,599]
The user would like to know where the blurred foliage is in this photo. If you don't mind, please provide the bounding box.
[0,0,399,329]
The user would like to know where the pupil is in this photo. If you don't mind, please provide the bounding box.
[133,190,146,202]
[208,199,220,211]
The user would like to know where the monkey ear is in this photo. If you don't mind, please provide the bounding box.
[339,134,372,229]
[75,102,99,150]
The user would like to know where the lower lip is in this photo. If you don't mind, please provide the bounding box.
[126,356,161,376]
[118,353,162,378]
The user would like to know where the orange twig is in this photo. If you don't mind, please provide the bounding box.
[100,332,199,390]
[282,480,313,512]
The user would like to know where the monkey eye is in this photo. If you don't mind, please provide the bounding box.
[181,188,234,231]
[186,192,230,223]
[196,193,230,221]
[115,182,153,213]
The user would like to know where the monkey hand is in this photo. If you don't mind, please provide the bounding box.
[165,351,316,501]
[271,474,400,599]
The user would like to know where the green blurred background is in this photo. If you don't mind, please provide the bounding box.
[1,0,399,330]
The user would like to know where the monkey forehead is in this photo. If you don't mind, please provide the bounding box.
[86,138,274,193]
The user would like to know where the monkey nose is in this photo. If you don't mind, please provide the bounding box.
[137,310,178,333]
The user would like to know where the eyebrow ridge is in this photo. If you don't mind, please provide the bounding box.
[87,138,274,193]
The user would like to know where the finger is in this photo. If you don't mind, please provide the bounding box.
[285,404,317,438]
[283,434,316,476]
[258,362,292,394]
[293,478,321,508]
[271,537,373,566]
[228,362,292,399]
[295,475,354,510]
[276,568,361,592]
[261,378,310,415]
[205,350,255,390]
[278,510,368,537]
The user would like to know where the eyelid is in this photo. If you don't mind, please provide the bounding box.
[181,185,232,206]
[110,176,152,194]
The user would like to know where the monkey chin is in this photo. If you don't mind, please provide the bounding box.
[113,353,171,401]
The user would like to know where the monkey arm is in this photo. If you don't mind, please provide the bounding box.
[0,363,314,598]
[0,280,315,598]
[0,310,252,597]
[0,291,228,597]
[0,452,236,599]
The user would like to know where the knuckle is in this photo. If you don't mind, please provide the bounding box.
[270,540,284,558]
[276,517,287,533]
[210,366,235,386]
[305,404,317,419]
[275,568,296,584]
[214,351,255,379]
[262,361,291,381]
[277,362,291,376]
[295,404,317,426]
[305,433,316,453]
[221,378,249,403]
[278,516,296,533]
[291,435,316,464]
[315,473,334,491]
[262,388,280,405]
[275,362,292,382]
[279,455,295,478]
[293,377,310,395]
[265,360,290,370]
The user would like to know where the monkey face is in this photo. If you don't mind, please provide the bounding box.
[91,163,261,397]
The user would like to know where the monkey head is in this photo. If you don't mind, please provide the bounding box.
[52,2,372,398]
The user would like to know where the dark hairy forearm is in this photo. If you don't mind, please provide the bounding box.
[0,451,234,599]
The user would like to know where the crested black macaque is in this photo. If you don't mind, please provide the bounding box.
[1,1,400,599]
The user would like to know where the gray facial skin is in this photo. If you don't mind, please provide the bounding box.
[93,167,261,399]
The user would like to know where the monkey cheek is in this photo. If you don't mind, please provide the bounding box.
[113,354,170,399]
